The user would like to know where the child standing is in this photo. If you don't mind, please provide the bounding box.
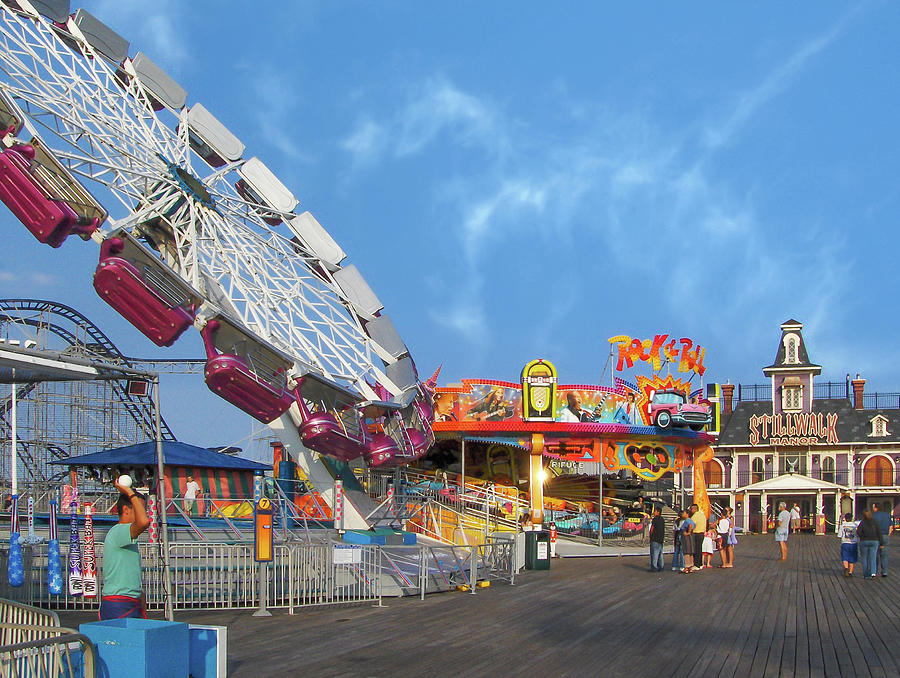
[672,512,685,571]
[840,512,859,577]
[701,526,716,568]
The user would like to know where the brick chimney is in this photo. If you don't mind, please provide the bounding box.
[851,375,865,410]
[721,383,735,415]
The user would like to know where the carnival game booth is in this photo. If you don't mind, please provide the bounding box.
[51,441,270,519]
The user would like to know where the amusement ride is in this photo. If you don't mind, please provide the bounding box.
[0,0,438,529]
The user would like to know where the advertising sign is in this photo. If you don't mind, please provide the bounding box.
[521,359,557,421]
[608,333,707,376]
[748,412,839,446]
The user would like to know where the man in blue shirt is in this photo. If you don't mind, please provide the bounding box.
[871,504,893,577]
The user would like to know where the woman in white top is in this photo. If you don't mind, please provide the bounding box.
[717,509,735,568]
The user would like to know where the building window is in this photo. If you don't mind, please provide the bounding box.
[821,456,835,483]
[779,451,804,475]
[863,456,893,486]
[782,386,802,411]
[703,460,724,489]
[751,457,764,484]
[784,334,799,365]
[869,416,889,438]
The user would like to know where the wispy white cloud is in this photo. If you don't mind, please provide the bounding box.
[341,77,508,167]
[85,0,191,70]
[343,12,852,362]
[240,67,314,165]
[702,7,858,150]
[339,118,385,170]
[395,79,503,158]
[0,269,57,286]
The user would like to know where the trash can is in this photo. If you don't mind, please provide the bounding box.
[525,530,551,570]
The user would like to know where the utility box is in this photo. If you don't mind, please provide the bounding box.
[525,530,551,570]
[80,618,189,678]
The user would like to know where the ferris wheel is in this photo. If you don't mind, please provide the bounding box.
[0,1,435,476]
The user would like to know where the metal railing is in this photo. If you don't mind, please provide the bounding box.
[733,471,850,487]
[863,393,900,410]
[0,626,95,678]
[0,598,96,678]
[0,536,518,613]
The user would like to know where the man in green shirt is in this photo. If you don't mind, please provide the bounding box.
[98,478,150,620]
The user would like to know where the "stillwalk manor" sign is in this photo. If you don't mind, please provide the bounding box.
[748,412,839,446]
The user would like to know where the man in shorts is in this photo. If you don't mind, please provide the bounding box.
[775,501,791,560]
[790,503,801,533]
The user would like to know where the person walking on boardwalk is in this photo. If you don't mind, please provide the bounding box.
[672,509,685,571]
[99,479,150,620]
[790,503,801,533]
[857,510,882,579]
[775,502,791,560]
[648,506,665,572]
[840,512,860,578]
[690,504,706,572]
[716,509,733,568]
[680,509,696,574]
[871,503,893,577]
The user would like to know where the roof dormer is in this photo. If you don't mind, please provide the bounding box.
[868,414,890,438]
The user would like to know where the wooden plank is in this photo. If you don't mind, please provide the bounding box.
[52,535,900,678]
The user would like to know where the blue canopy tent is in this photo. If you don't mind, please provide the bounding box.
[51,441,271,511]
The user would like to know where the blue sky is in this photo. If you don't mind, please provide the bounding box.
[2,1,899,456]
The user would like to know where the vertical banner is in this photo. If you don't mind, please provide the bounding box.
[26,495,35,543]
[67,494,83,596]
[334,479,344,533]
[47,498,62,595]
[81,504,97,598]
[7,495,23,588]
[147,494,159,544]
[385,480,394,515]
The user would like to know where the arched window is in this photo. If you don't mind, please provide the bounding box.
[863,455,893,486]
[784,334,799,365]
[751,457,764,484]
[821,456,835,483]
[703,460,724,488]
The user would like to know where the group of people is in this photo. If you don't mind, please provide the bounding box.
[839,504,894,578]
[647,503,738,573]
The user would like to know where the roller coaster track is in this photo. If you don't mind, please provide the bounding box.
[0,298,176,441]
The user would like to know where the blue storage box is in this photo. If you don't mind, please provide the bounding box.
[189,625,227,677]
[80,619,189,678]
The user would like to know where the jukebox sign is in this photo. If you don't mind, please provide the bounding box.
[521,359,557,421]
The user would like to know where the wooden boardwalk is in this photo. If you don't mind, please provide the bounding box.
[60,534,900,677]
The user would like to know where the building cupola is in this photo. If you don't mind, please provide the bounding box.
[762,319,821,415]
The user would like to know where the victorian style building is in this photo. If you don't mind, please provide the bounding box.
[688,319,899,532]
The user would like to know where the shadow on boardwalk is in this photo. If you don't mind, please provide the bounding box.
[61,534,900,678]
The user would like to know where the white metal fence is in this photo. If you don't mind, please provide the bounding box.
[0,537,516,613]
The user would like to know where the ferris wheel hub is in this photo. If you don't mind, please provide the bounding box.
[167,162,215,209]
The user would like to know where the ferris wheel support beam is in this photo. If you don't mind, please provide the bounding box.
[266,414,372,530]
